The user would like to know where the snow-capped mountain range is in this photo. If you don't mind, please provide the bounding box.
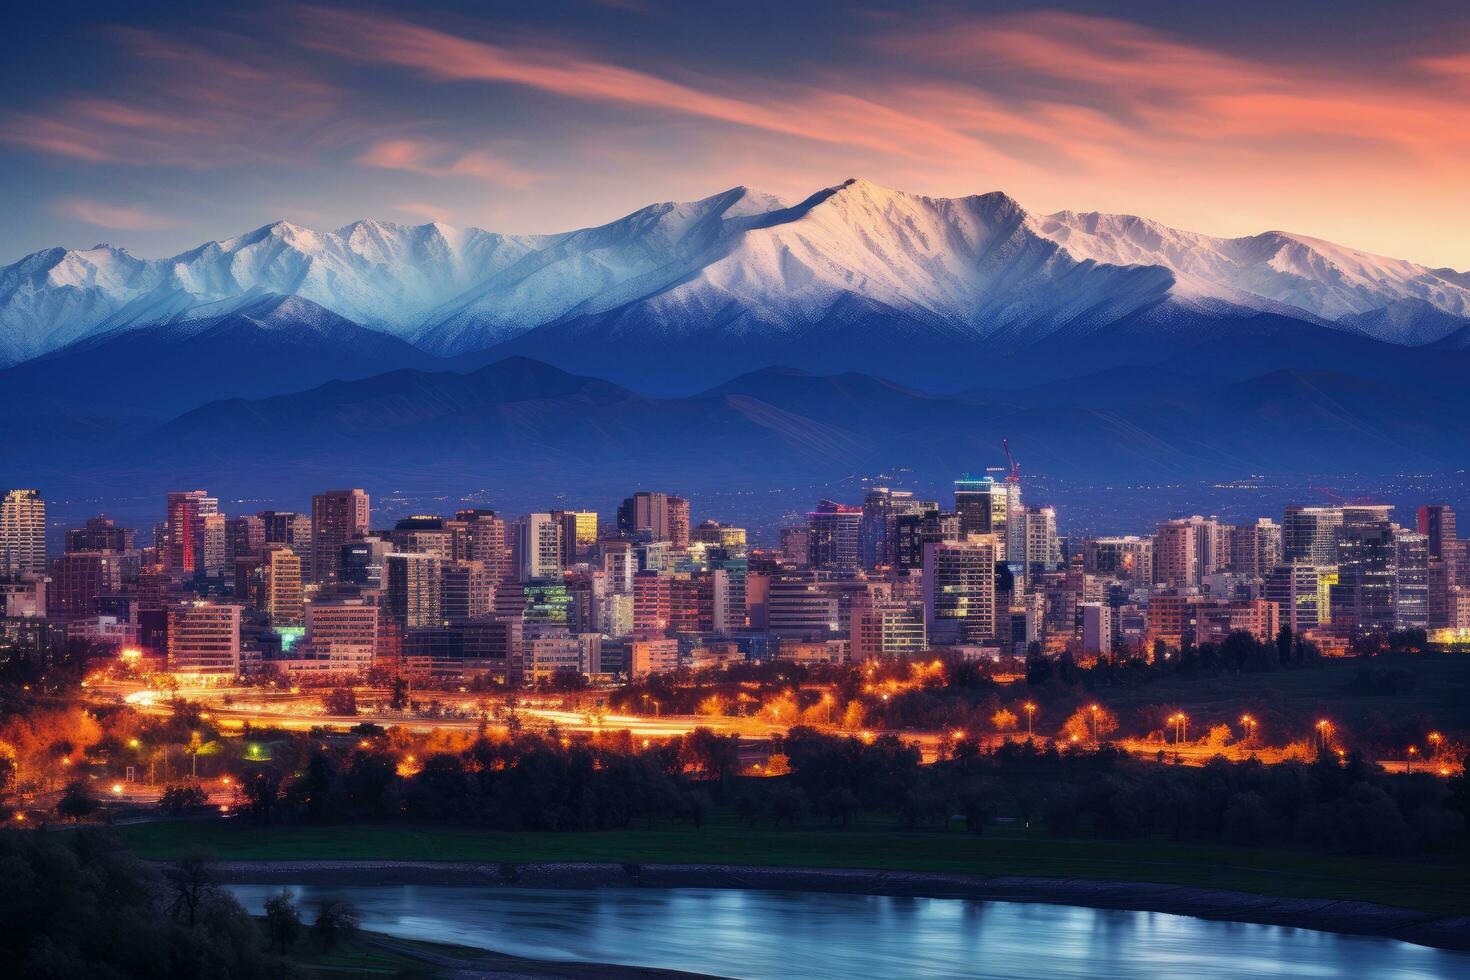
[4,177,1468,366]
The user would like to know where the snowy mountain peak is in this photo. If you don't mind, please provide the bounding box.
[3,179,1468,367]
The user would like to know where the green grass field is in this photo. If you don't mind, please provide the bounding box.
[117,817,1470,916]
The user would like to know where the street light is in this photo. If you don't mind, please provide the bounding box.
[1428,731,1443,758]
[1316,719,1333,751]
[1407,745,1419,774]
[1089,703,1100,743]
[1239,714,1257,746]
[1023,702,1036,739]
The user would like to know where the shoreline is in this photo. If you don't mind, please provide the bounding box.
[209,859,1470,954]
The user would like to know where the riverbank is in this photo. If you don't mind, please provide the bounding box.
[215,859,1470,954]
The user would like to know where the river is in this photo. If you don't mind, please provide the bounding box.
[227,883,1466,978]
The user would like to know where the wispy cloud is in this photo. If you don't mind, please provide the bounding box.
[358,137,539,188]
[54,197,179,231]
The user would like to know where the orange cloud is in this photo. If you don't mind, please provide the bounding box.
[358,138,539,188]
[55,197,179,231]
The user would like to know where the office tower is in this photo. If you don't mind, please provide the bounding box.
[392,515,454,559]
[518,512,564,581]
[600,540,637,594]
[954,475,1015,546]
[1418,505,1457,560]
[779,526,811,566]
[850,592,927,661]
[554,510,598,564]
[164,490,216,574]
[262,546,304,627]
[1085,536,1153,583]
[1020,505,1060,580]
[860,487,923,570]
[617,491,690,547]
[1153,516,1222,587]
[632,571,672,639]
[47,551,122,620]
[692,521,747,550]
[303,599,378,674]
[1266,563,1322,632]
[1081,603,1112,657]
[807,500,863,574]
[311,489,369,583]
[64,515,134,554]
[198,512,227,576]
[167,601,241,675]
[922,537,998,643]
[1230,519,1282,577]
[1330,505,1395,634]
[1,489,47,578]
[1283,505,1343,566]
[259,510,311,547]
[1393,529,1429,631]
[340,536,391,588]
[385,552,443,628]
[766,571,841,639]
[441,560,494,622]
[226,515,265,560]
[894,507,960,569]
[456,510,512,583]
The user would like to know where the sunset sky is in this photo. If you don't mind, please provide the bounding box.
[6,0,1470,268]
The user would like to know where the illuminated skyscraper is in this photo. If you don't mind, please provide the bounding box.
[1330,505,1395,634]
[385,552,442,628]
[262,545,305,627]
[554,510,598,563]
[167,601,241,675]
[922,536,998,643]
[311,489,369,584]
[1393,528,1429,631]
[165,490,214,574]
[807,500,863,574]
[1283,505,1343,567]
[518,512,564,582]
[1,489,46,577]
[617,492,690,547]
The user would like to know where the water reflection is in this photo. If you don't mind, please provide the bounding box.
[227,884,1465,979]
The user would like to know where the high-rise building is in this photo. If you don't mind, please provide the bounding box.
[894,507,959,570]
[850,591,927,661]
[198,512,227,576]
[46,551,122,620]
[167,601,241,675]
[1154,516,1223,587]
[441,560,494,622]
[456,510,512,583]
[303,599,378,674]
[1283,505,1343,567]
[385,552,443,628]
[922,536,998,643]
[1085,536,1153,583]
[1266,562,1322,632]
[1229,519,1282,578]
[1418,505,1457,561]
[766,571,842,639]
[807,500,863,574]
[165,490,215,574]
[860,487,926,570]
[518,512,564,582]
[779,526,811,566]
[2,489,47,578]
[1081,602,1112,657]
[393,516,455,560]
[225,515,265,560]
[64,515,134,555]
[1393,529,1429,631]
[262,546,305,627]
[311,489,369,583]
[954,475,1016,554]
[554,510,598,564]
[617,492,690,547]
[1020,505,1060,580]
[1330,505,1395,634]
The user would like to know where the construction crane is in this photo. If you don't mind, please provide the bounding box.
[1002,438,1021,484]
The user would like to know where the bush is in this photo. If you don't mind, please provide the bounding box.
[160,782,209,816]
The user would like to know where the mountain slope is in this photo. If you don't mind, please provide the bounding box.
[1032,211,1470,328]
[6,178,1469,368]
[0,294,440,419]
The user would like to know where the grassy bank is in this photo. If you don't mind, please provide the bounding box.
[116,817,1469,916]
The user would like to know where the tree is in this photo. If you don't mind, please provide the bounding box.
[1062,705,1118,744]
[388,677,409,711]
[167,850,219,928]
[990,708,1018,733]
[264,891,303,953]
[160,782,209,815]
[312,896,360,951]
[322,688,358,716]
[56,779,98,823]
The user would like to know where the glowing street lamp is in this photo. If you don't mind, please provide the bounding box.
[1089,704,1100,742]
[1407,745,1419,774]
[1239,714,1257,746]
[1316,719,1333,751]
[1023,702,1037,739]
[1428,731,1443,758]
